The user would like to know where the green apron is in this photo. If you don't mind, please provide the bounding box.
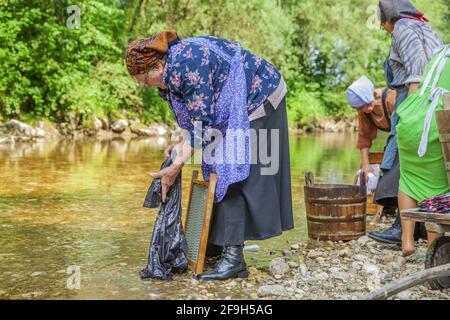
[397,45,450,202]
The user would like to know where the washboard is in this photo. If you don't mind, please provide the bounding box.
[184,170,217,275]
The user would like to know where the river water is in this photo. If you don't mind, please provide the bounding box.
[0,133,385,299]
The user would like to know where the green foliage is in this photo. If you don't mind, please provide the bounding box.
[0,0,131,121]
[64,62,142,119]
[140,87,174,124]
[287,89,325,128]
[0,0,449,126]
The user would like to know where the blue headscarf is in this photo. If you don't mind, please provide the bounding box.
[346,76,375,108]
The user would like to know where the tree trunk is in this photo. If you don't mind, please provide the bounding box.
[129,0,146,34]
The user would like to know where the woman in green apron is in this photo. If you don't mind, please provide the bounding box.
[397,45,450,256]
[367,0,443,246]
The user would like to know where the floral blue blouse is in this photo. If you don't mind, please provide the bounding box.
[161,36,281,142]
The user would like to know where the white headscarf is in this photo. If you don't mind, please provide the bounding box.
[346,76,375,108]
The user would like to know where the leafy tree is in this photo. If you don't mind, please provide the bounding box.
[0,0,448,127]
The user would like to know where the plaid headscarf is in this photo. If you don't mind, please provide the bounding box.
[125,31,179,76]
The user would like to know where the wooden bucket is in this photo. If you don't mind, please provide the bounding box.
[305,172,367,241]
[436,93,450,187]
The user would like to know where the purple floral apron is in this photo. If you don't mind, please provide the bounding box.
[166,37,250,203]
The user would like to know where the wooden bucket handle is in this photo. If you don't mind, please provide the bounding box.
[305,171,314,186]
[358,171,367,195]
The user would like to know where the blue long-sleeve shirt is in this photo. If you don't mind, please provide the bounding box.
[161,36,281,145]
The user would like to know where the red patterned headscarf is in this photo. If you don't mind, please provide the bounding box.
[126,31,179,76]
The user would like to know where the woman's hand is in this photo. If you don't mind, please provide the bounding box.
[151,139,194,202]
[362,163,375,181]
[360,148,373,182]
[408,82,419,96]
[150,163,183,203]
[164,143,177,159]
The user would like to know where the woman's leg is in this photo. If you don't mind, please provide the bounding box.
[398,191,417,256]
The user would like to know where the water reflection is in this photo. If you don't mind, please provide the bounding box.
[0,133,386,299]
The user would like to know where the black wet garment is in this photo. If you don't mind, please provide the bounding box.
[140,157,188,280]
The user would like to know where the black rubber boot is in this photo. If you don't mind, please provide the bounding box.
[205,243,223,258]
[197,245,248,281]
[368,210,402,244]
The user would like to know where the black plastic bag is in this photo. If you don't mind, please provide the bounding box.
[140,157,188,280]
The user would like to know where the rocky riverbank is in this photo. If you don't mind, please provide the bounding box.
[0,115,359,145]
[0,118,175,144]
[293,116,359,134]
[183,217,449,300]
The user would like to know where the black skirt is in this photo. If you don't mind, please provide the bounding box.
[208,97,294,246]
[374,152,400,208]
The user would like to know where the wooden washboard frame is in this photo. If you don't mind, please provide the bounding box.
[183,170,217,275]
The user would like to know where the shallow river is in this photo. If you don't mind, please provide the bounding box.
[0,132,385,299]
